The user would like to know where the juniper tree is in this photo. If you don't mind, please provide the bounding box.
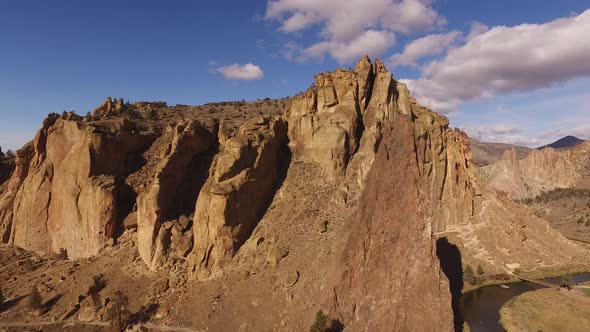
[477,264,485,276]
[28,286,42,310]
[310,310,328,332]
[463,264,476,285]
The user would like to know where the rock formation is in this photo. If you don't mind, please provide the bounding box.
[286,56,403,183]
[92,97,126,117]
[0,115,154,257]
[481,142,590,199]
[137,121,217,269]
[331,115,454,331]
[0,56,588,331]
[287,56,475,231]
[189,116,288,279]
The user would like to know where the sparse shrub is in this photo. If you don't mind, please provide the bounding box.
[107,290,130,329]
[0,285,4,307]
[58,248,68,260]
[560,275,574,290]
[463,265,476,285]
[477,264,485,276]
[5,150,14,157]
[310,310,329,332]
[577,217,585,224]
[28,286,42,310]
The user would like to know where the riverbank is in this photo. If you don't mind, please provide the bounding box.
[462,264,590,293]
[460,272,590,331]
[500,286,590,332]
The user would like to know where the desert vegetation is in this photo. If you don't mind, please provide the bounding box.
[517,188,590,205]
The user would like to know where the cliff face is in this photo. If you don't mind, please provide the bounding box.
[136,120,217,270]
[189,116,289,279]
[287,56,475,232]
[1,57,588,330]
[482,142,590,199]
[0,115,154,257]
[331,116,453,331]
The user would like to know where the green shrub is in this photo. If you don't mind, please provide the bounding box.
[560,275,574,290]
[477,264,485,276]
[463,265,476,285]
[28,286,42,310]
[310,310,329,332]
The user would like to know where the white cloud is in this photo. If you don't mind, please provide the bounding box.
[388,31,460,68]
[465,22,489,41]
[304,30,395,64]
[404,9,590,114]
[266,0,443,64]
[539,126,590,142]
[461,124,543,147]
[216,63,264,80]
[463,123,590,147]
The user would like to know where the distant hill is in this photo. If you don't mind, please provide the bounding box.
[538,135,586,150]
[469,138,532,166]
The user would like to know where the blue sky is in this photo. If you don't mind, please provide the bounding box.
[1,0,589,150]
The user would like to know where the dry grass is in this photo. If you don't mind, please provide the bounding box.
[500,288,590,332]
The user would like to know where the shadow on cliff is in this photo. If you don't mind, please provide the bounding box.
[0,294,26,312]
[247,141,292,241]
[436,237,464,331]
[165,148,218,221]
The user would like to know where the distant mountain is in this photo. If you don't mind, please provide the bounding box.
[538,135,586,150]
[469,138,532,166]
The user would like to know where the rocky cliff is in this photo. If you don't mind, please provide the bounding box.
[331,116,454,331]
[189,116,289,279]
[0,57,588,331]
[481,142,590,199]
[287,56,475,232]
[0,115,154,257]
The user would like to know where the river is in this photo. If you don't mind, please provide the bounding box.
[459,273,590,332]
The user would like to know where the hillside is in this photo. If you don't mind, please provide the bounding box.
[469,138,531,166]
[539,135,586,150]
[481,141,590,199]
[518,188,590,244]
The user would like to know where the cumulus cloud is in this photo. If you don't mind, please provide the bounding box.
[304,30,395,64]
[463,123,590,147]
[216,63,264,80]
[388,31,460,68]
[404,9,590,114]
[539,126,590,142]
[266,0,443,63]
[461,124,543,146]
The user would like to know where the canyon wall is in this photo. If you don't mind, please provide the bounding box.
[0,57,476,266]
[287,56,476,231]
[0,115,154,257]
[189,116,288,279]
[331,115,454,331]
[482,142,590,199]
